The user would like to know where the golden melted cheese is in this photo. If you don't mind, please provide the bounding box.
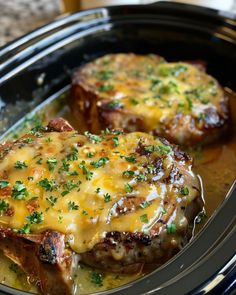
[0,131,198,253]
[78,53,224,131]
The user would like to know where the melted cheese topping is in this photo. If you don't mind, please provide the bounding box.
[78,54,224,131]
[0,131,198,253]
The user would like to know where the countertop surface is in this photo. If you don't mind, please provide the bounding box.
[0,0,60,47]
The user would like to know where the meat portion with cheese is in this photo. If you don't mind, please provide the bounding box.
[71,53,229,145]
[0,118,203,294]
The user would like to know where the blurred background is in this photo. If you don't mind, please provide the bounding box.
[0,0,235,47]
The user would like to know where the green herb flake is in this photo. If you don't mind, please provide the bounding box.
[167,223,176,234]
[36,158,43,165]
[12,181,28,200]
[181,186,189,196]
[98,70,113,80]
[87,152,94,158]
[45,137,52,143]
[122,170,135,178]
[68,201,79,211]
[79,161,93,180]
[38,178,56,192]
[67,147,78,161]
[123,155,136,163]
[140,214,149,223]
[84,132,102,144]
[0,180,9,189]
[106,100,123,109]
[90,157,109,168]
[144,145,172,155]
[82,210,88,216]
[136,173,147,182]
[46,196,57,206]
[104,193,111,203]
[67,170,79,176]
[91,271,103,287]
[47,158,57,171]
[124,183,133,193]
[112,137,119,147]
[26,211,44,224]
[140,201,151,209]
[0,200,9,215]
[14,161,28,169]
[95,187,101,194]
[98,84,114,92]
[130,98,139,106]
[17,223,31,234]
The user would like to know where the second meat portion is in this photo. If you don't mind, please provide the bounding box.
[71,53,229,145]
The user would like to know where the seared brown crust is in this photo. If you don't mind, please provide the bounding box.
[71,53,229,145]
[0,228,77,295]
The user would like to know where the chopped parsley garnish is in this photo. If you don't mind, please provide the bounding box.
[82,210,88,216]
[60,159,70,172]
[124,183,133,193]
[167,223,176,234]
[90,157,109,168]
[30,124,45,134]
[46,196,57,206]
[38,178,56,192]
[130,98,139,105]
[122,170,135,178]
[159,81,179,95]
[144,145,172,155]
[159,64,187,77]
[95,187,101,193]
[12,181,28,200]
[140,214,149,223]
[68,201,79,211]
[84,131,102,144]
[36,158,43,165]
[87,152,94,158]
[67,170,79,176]
[67,147,78,161]
[26,211,44,224]
[104,193,111,203]
[112,137,119,147]
[98,84,114,92]
[106,100,123,109]
[123,155,137,163]
[14,161,28,169]
[23,137,34,144]
[147,164,155,174]
[136,173,147,182]
[18,223,31,234]
[98,70,113,80]
[150,78,161,90]
[0,200,9,215]
[45,137,52,143]
[181,186,189,196]
[79,161,93,180]
[47,158,57,171]
[140,201,151,209]
[63,180,81,192]
[90,271,103,287]
[0,180,9,189]
[186,96,193,110]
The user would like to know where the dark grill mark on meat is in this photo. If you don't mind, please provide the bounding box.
[164,165,182,184]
